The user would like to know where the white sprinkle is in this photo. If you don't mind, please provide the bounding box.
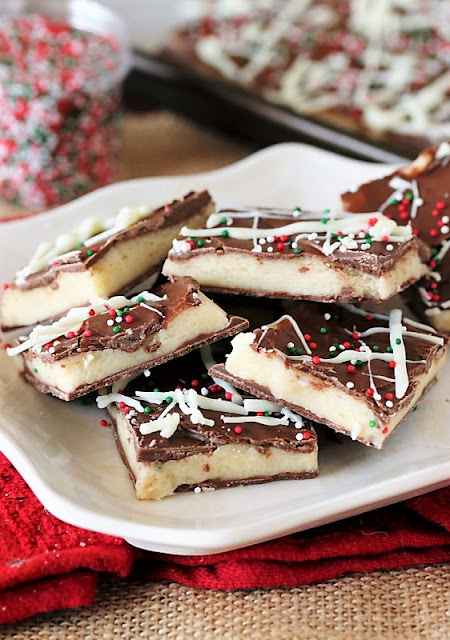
[267,236,275,243]
[194,487,201,494]
[324,313,331,320]
[386,244,394,251]
[143,369,151,377]
[415,198,424,206]
[107,319,114,326]
[361,243,370,250]
[53,340,60,346]
[253,245,262,252]
[201,387,209,396]
[442,216,449,224]
[259,238,266,245]
[346,381,354,389]
[295,433,304,441]
[48,347,55,354]
[441,226,449,234]
[374,392,382,401]
[115,316,123,323]
[329,346,337,353]
[385,400,394,408]
[287,342,294,348]
[267,246,274,253]
[291,241,298,249]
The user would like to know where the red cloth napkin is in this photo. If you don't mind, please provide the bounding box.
[0,452,448,626]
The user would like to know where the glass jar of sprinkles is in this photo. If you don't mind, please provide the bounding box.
[0,0,130,210]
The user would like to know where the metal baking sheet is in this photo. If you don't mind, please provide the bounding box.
[128,52,411,164]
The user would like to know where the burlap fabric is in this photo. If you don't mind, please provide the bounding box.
[2,113,449,639]
[4,566,449,639]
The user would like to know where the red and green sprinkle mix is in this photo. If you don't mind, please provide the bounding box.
[0,14,123,210]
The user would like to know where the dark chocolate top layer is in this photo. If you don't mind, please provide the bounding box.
[170,207,429,275]
[245,301,447,421]
[107,349,317,464]
[342,144,450,247]
[12,190,212,291]
[32,277,202,360]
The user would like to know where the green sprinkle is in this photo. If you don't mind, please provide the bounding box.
[76,242,84,249]
[116,310,123,317]
[331,233,337,240]
[220,217,228,224]
[221,229,229,237]
[294,248,302,254]
[144,406,151,414]
[189,237,196,241]
[412,406,418,412]
[372,345,379,352]
[137,296,144,303]
[435,258,442,265]
[431,247,439,256]
[87,249,94,256]
[368,420,377,428]
[294,206,302,212]
[264,411,270,417]
[112,326,121,333]
[153,388,160,393]
[320,217,328,224]
[390,198,398,205]
[320,327,327,334]
[33,367,38,373]
[356,360,363,367]
[201,372,208,379]
[197,239,205,247]
[405,193,413,201]
[165,396,173,404]
[123,307,130,312]
[386,346,393,353]
[395,338,402,345]
[295,348,303,355]
[323,208,330,213]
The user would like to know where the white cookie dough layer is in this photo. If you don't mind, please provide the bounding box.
[112,407,318,500]
[163,247,429,301]
[22,292,230,400]
[2,210,209,329]
[222,333,447,448]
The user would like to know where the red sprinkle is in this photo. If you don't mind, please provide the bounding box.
[347,365,355,373]
[389,361,396,368]
[366,388,374,396]
[382,427,389,434]
[304,334,311,341]
[381,235,389,242]
[385,392,394,400]
[108,309,116,317]
[119,402,126,408]
[125,315,133,323]
[429,229,438,237]
[280,234,288,242]
[123,406,130,414]
[431,209,439,217]
[436,201,446,210]
[257,411,264,416]
[99,419,108,427]
[343,341,351,349]
[399,212,409,220]
[312,356,321,365]
[401,197,410,205]
[2,343,11,350]
[309,342,317,349]
[276,242,285,251]
[88,309,95,316]
[303,431,312,440]
[224,392,233,400]
[365,314,372,321]
[191,379,199,387]
[66,331,75,339]
[84,329,92,337]
[234,426,242,434]
[368,217,378,227]
[351,332,360,340]
[2,283,9,290]
[91,247,99,253]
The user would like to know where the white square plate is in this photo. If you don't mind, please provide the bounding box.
[0,143,448,555]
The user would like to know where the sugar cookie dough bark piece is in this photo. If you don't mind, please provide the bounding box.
[163,207,430,302]
[210,303,448,449]
[97,350,318,500]
[1,191,214,330]
[342,142,450,331]
[8,277,248,401]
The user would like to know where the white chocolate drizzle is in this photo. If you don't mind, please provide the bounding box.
[97,383,306,438]
[264,306,444,400]
[178,211,412,258]
[7,290,166,357]
[15,204,153,284]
